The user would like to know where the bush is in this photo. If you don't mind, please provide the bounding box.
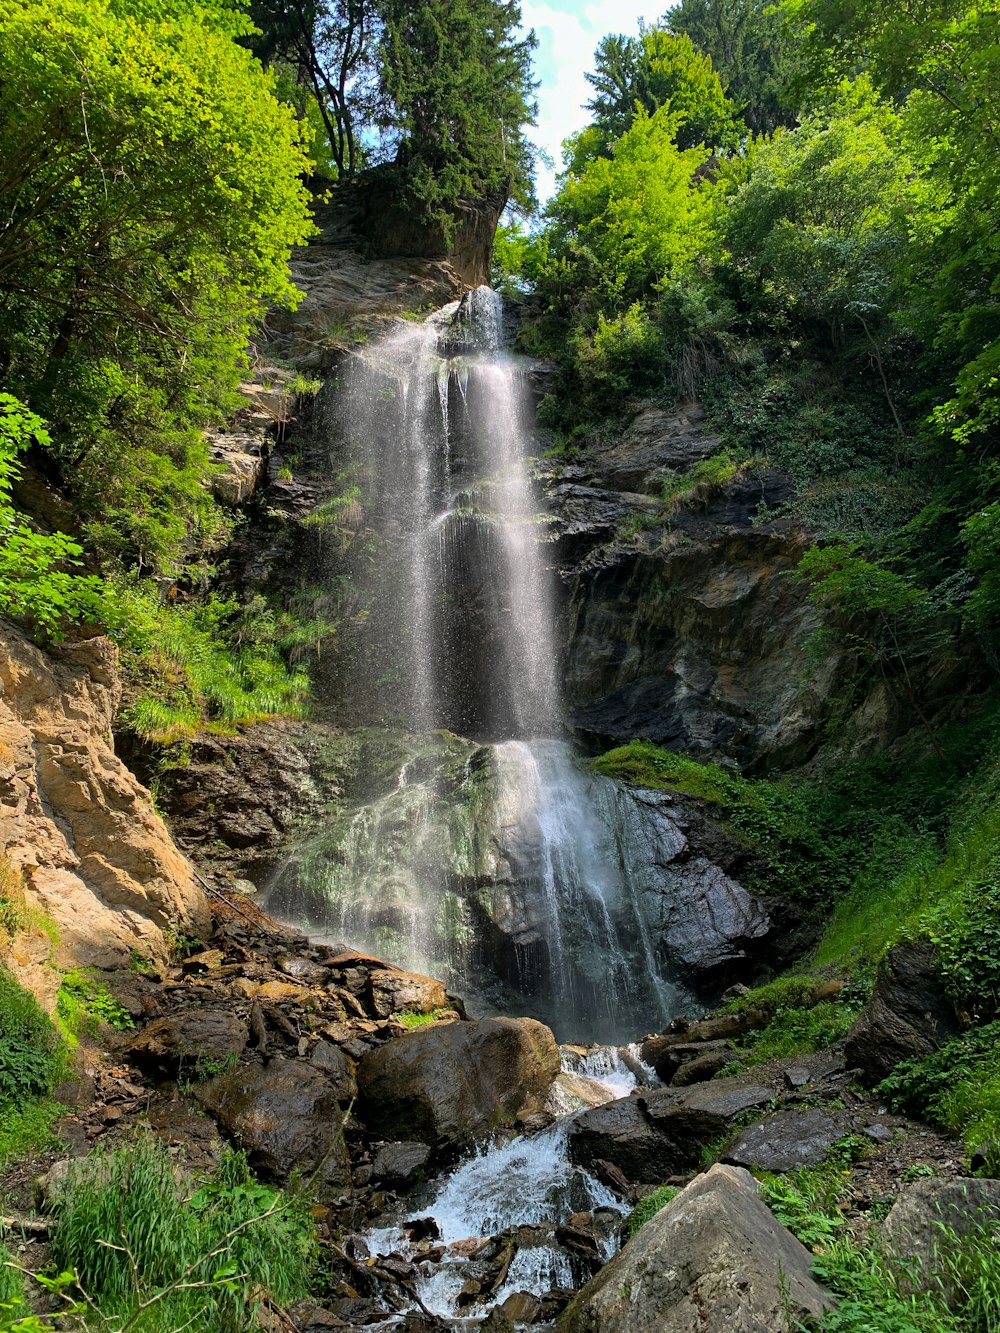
[112,579,312,742]
[51,1137,316,1332]
[0,968,63,1104]
[57,971,134,1042]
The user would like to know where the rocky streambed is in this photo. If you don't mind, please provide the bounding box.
[8,884,991,1333]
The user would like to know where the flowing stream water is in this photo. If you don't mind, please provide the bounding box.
[267,287,685,1043]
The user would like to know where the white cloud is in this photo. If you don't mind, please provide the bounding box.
[520,0,670,203]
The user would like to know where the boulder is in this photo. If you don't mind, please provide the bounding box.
[195,1059,352,1192]
[545,1070,618,1117]
[356,1016,559,1154]
[125,1007,248,1076]
[568,1096,679,1185]
[309,1040,357,1104]
[881,1178,1000,1295]
[568,1078,772,1183]
[845,941,964,1084]
[723,1108,850,1173]
[561,1163,834,1332]
[370,1141,432,1186]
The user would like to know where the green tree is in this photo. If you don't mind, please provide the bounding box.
[250,0,376,175]
[374,0,537,232]
[666,0,807,133]
[0,395,103,639]
[0,0,314,573]
[584,26,738,155]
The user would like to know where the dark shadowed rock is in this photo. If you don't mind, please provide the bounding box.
[567,1096,681,1185]
[561,1163,834,1332]
[845,941,964,1084]
[568,1078,773,1183]
[125,1007,247,1076]
[670,1047,735,1086]
[723,1108,850,1173]
[309,1040,357,1104]
[356,1016,560,1154]
[370,1141,432,1186]
[641,1079,773,1157]
[195,1059,351,1192]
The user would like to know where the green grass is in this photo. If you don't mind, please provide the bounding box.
[112,579,313,744]
[878,1022,1000,1166]
[623,1184,679,1238]
[50,1137,316,1332]
[757,1151,1000,1332]
[397,1008,451,1030]
[0,1096,63,1165]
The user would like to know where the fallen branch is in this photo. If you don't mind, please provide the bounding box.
[0,1214,50,1236]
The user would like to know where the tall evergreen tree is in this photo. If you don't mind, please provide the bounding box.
[376,0,537,229]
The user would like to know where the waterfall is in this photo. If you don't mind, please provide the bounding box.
[266,287,684,1042]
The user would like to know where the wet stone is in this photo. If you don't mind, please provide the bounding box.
[723,1108,850,1173]
[370,1141,432,1185]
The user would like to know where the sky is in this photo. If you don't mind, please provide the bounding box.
[520,0,671,202]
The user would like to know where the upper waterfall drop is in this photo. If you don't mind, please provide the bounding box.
[265,287,685,1041]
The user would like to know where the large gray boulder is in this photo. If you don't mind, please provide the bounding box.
[845,941,963,1084]
[568,1078,773,1183]
[195,1059,352,1192]
[356,1016,560,1155]
[561,1163,834,1332]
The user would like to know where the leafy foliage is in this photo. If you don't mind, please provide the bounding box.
[57,972,134,1042]
[0,968,64,1105]
[112,581,312,743]
[0,395,103,639]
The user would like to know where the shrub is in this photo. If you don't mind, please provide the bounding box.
[0,968,63,1104]
[57,971,134,1042]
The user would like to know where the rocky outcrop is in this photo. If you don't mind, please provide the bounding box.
[265,197,464,371]
[845,941,964,1084]
[561,1163,834,1332]
[153,721,353,876]
[546,402,843,769]
[0,624,209,969]
[356,1016,560,1155]
[124,1006,249,1077]
[614,787,774,985]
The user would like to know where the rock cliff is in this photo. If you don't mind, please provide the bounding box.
[0,623,209,971]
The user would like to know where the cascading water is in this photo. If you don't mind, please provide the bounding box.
[266,287,685,1042]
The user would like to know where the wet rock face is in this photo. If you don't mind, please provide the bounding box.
[153,721,352,876]
[356,1016,561,1155]
[613,788,774,988]
[195,1060,352,1193]
[545,403,840,769]
[845,941,964,1084]
[0,624,208,972]
[561,1163,834,1332]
